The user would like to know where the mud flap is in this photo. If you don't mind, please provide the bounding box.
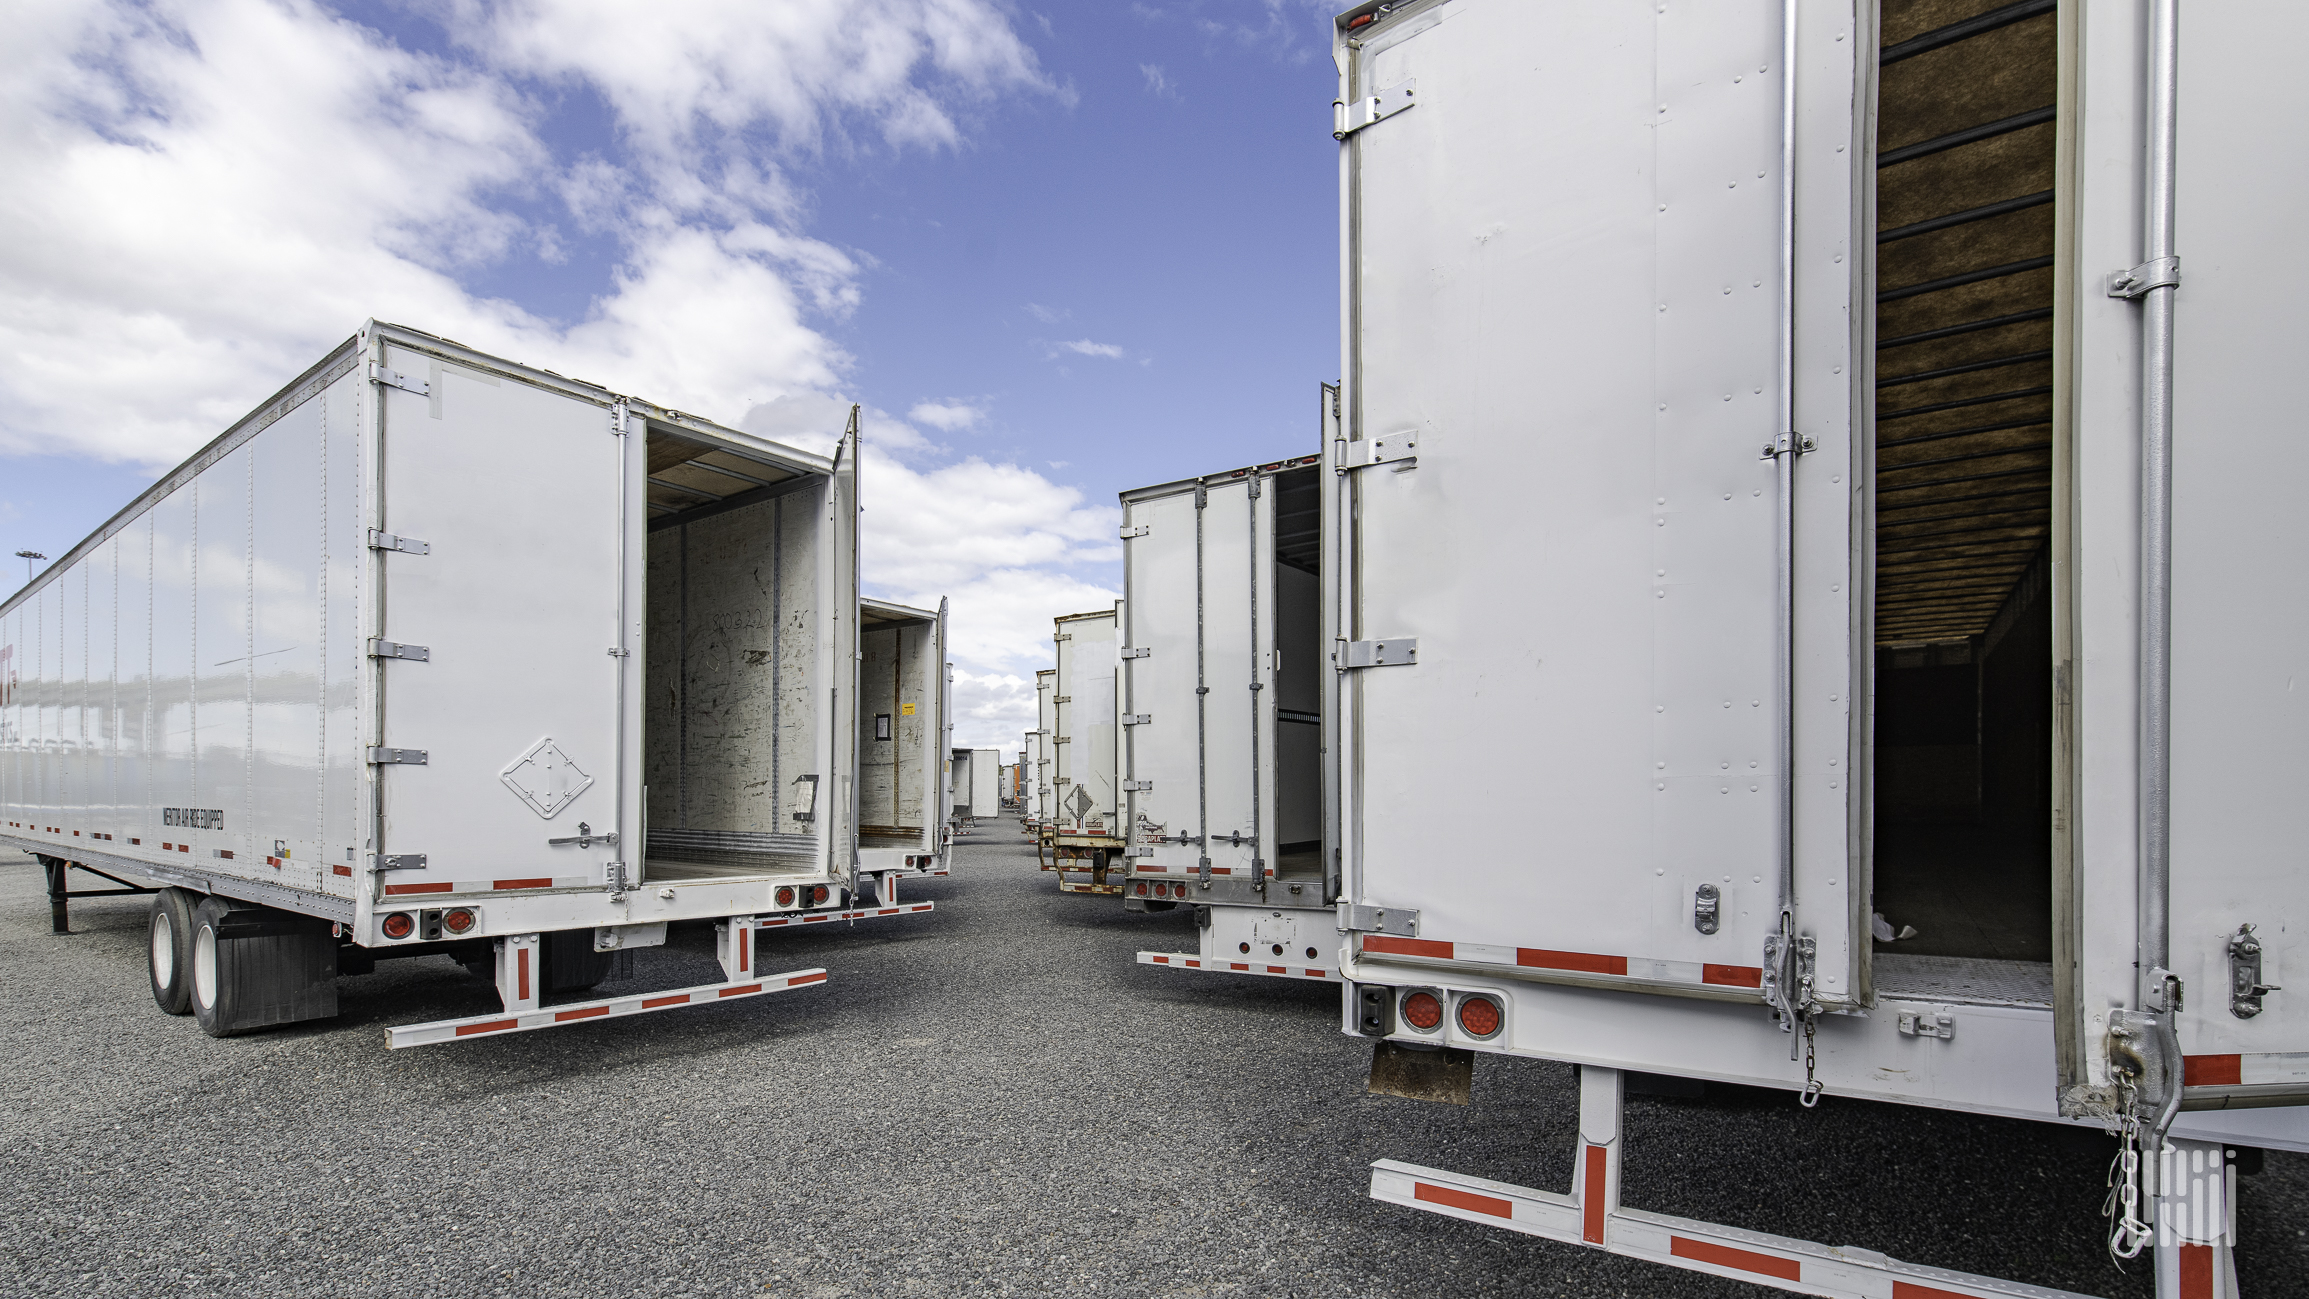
[1369,1039,1474,1106]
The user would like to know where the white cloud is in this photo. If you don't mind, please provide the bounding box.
[907,400,984,432]
[1055,338,1126,359]
[1,0,1101,754]
[1140,63,1174,97]
[1023,302,1068,323]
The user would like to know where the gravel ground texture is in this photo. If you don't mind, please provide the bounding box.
[1,822,2303,1298]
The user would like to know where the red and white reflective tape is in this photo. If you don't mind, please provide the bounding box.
[380,875,596,898]
[2184,1050,2309,1088]
[1371,1160,2094,1299]
[1138,951,1339,983]
[753,902,935,929]
[1359,934,1764,995]
[386,967,829,1049]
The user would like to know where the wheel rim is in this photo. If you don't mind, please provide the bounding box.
[192,924,218,1010]
[151,910,176,990]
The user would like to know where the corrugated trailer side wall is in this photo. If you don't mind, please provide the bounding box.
[1,348,369,905]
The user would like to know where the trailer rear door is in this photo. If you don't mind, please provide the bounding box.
[372,340,630,887]
[1335,0,1862,1006]
[1121,477,1265,880]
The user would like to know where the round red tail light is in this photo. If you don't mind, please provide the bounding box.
[775,886,795,906]
[442,908,476,935]
[1401,991,1443,1030]
[1458,995,1503,1038]
[1239,942,1251,954]
[380,912,415,940]
[811,885,830,904]
[1135,882,1148,896]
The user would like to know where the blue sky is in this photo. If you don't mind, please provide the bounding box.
[1,0,1347,750]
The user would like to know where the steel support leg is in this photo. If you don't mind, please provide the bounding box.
[1576,1066,1624,1247]
[2153,1138,2238,1299]
[45,857,70,934]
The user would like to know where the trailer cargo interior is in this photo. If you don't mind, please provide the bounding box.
[855,597,949,883]
[1867,0,2057,977]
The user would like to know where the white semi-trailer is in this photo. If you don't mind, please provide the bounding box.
[1326,0,2304,1294]
[1048,605,1123,893]
[0,322,932,1047]
[856,597,951,889]
[1118,451,1337,984]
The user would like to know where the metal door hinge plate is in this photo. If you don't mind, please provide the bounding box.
[2229,924,2281,1019]
[1339,433,1417,472]
[367,529,430,555]
[1693,883,1720,934]
[1128,846,1156,858]
[368,639,430,662]
[368,746,428,765]
[1121,647,1151,660]
[1344,638,1417,668]
[1054,633,1072,642]
[1334,78,1416,139]
[371,853,426,871]
[1053,695,1071,704]
[1342,902,1419,937]
[368,362,430,397]
[1119,525,1150,539]
[1122,780,1153,792]
[1123,714,1152,725]
[2108,255,2181,299]
[1896,1005,1956,1040]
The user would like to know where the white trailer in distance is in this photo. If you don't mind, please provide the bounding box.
[1047,606,1124,893]
[1118,452,1338,984]
[1325,1,2306,1293]
[946,746,1000,829]
[0,322,933,1048]
[856,597,951,889]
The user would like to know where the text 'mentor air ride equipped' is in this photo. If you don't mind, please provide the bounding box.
[1326,0,2302,1295]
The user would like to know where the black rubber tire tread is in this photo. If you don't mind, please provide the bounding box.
[147,888,198,1016]
[188,896,245,1038]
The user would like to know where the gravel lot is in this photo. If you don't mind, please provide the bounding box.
[1,821,2301,1298]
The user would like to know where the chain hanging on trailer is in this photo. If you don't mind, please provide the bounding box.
[2101,1078,2154,1262]
[1799,1016,1823,1108]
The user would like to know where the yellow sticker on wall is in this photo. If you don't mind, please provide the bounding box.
[901,703,916,715]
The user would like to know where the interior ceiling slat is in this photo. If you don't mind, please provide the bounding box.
[1874,0,2057,645]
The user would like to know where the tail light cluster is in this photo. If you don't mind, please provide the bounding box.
[771,884,838,910]
[377,906,479,943]
[1393,986,1506,1042]
[1133,880,1191,899]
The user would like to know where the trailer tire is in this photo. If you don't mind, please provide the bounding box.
[188,898,241,1037]
[148,888,199,1015]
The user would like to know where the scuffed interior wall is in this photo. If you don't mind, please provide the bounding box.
[857,619,931,832]
[644,487,822,834]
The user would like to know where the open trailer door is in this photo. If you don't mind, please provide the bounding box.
[1332,0,1864,1022]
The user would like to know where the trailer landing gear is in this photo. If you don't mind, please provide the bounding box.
[1370,1066,2239,1299]
[39,854,157,934]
